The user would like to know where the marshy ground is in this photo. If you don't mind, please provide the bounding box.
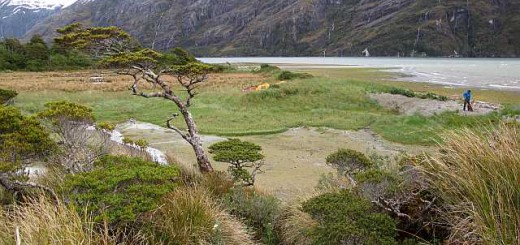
[1,67,518,198]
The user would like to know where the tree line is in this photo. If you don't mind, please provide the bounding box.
[0,35,93,71]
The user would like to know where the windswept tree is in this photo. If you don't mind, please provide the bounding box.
[54,23,214,172]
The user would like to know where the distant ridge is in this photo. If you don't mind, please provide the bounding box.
[20,0,520,57]
[0,0,78,39]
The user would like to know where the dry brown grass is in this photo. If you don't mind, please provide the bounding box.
[275,191,324,245]
[0,198,104,245]
[146,186,255,245]
[276,203,317,245]
[0,70,268,92]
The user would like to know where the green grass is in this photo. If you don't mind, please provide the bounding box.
[372,112,501,145]
[11,73,513,145]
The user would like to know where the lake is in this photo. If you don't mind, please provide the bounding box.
[199,57,520,91]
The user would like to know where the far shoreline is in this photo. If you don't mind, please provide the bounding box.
[199,57,520,92]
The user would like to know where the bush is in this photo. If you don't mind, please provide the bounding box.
[223,187,281,244]
[0,89,17,104]
[422,123,520,244]
[389,87,448,101]
[277,71,313,80]
[302,190,397,245]
[326,149,374,177]
[389,87,416,98]
[63,155,180,227]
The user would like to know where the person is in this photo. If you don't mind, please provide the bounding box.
[463,90,473,112]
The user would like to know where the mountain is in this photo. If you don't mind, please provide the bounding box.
[25,0,520,57]
[0,0,77,39]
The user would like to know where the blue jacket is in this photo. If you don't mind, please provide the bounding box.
[463,91,471,101]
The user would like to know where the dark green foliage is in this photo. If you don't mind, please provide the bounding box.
[389,87,448,101]
[160,47,197,66]
[302,190,397,245]
[209,139,263,164]
[326,149,374,176]
[0,36,93,71]
[276,71,313,80]
[63,155,180,226]
[355,169,401,201]
[0,89,17,105]
[0,105,55,165]
[255,64,281,73]
[209,139,264,186]
[223,188,281,244]
[389,87,416,98]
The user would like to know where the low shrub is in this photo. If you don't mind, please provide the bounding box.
[63,155,180,228]
[389,87,415,98]
[389,87,448,101]
[277,71,313,80]
[0,88,17,104]
[302,190,397,245]
[254,64,281,73]
[326,149,374,178]
[223,187,281,244]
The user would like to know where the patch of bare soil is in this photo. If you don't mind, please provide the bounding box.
[118,121,434,201]
[370,93,499,116]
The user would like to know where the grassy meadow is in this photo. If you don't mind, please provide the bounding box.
[2,67,517,145]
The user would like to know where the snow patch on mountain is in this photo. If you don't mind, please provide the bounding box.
[0,0,78,10]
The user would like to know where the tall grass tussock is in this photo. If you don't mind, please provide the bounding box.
[146,186,254,245]
[422,123,520,244]
[0,198,103,245]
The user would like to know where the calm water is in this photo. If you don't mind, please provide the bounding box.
[199,57,520,91]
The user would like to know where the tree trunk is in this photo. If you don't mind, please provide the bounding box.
[182,109,214,173]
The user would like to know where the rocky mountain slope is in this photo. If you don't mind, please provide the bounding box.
[25,0,520,57]
[0,0,76,39]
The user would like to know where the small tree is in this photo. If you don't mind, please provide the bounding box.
[54,23,214,173]
[38,101,110,173]
[209,139,264,186]
[0,105,57,201]
[326,149,374,187]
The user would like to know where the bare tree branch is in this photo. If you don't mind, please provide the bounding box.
[166,116,190,142]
